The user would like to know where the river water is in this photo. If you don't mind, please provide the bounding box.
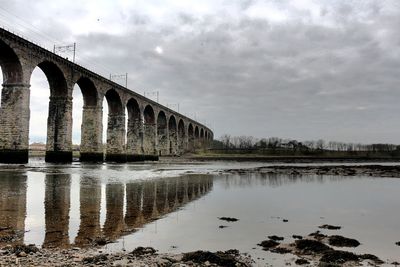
[0,160,399,266]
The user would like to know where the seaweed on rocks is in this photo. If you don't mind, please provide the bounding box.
[257,239,279,249]
[295,258,310,265]
[328,235,360,247]
[219,217,239,222]
[359,254,384,264]
[82,254,108,264]
[270,247,291,254]
[319,250,359,264]
[319,224,341,230]
[182,250,247,267]
[295,239,332,254]
[130,247,157,256]
[268,235,284,241]
[8,244,39,255]
[308,231,327,240]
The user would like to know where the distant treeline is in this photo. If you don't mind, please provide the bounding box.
[210,135,400,157]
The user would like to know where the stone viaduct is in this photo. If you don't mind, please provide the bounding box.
[0,28,213,163]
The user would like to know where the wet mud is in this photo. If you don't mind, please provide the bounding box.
[224,164,400,178]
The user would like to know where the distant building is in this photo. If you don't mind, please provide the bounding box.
[29,142,46,151]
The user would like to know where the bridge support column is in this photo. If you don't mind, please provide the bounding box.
[126,115,143,161]
[143,122,157,159]
[106,113,126,162]
[158,128,169,156]
[80,106,103,162]
[0,84,30,164]
[169,128,177,156]
[45,96,73,163]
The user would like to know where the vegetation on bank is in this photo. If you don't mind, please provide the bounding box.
[202,135,400,159]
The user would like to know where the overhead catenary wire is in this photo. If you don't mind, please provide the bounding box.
[0,6,210,127]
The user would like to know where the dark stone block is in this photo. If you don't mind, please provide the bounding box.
[143,155,159,161]
[126,154,146,162]
[45,151,73,163]
[80,153,104,162]
[105,153,127,163]
[126,154,159,162]
[0,149,29,164]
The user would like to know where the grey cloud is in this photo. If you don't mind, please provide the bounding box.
[2,0,400,144]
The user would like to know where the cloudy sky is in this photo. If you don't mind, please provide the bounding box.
[1,0,400,144]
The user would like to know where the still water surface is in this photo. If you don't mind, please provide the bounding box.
[0,160,399,266]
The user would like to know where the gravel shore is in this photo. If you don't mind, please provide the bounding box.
[0,244,254,267]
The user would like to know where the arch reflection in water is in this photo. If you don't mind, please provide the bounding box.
[74,175,213,248]
[0,173,212,248]
[43,174,71,248]
[75,176,102,246]
[0,172,27,245]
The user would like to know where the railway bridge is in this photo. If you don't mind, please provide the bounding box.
[0,28,213,163]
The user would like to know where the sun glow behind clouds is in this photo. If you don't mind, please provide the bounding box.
[155,46,163,54]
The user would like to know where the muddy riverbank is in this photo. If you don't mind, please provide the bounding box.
[223,164,400,178]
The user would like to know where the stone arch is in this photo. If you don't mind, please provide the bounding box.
[105,89,123,114]
[0,40,23,84]
[0,41,28,163]
[157,111,168,156]
[32,60,71,162]
[76,77,98,107]
[104,89,126,162]
[188,123,194,152]
[168,115,177,155]
[126,98,142,160]
[178,119,185,154]
[36,61,68,97]
[143,105,156,155]
[75,77,103,161]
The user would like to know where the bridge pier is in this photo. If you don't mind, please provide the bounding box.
[143,106,157,159]
[168,120,178,156]
[143,122,157,158]
[105,113,126,162]
[80,106,104,162]
[45,96,73,163]
[158,129,168,156]
[0,84,30,163]
[157,112,168,156]
[126,99,143,161]
[126,117,143,161]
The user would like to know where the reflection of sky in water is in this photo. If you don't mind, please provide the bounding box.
[0,162,400,266]
[108,172,400,266]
